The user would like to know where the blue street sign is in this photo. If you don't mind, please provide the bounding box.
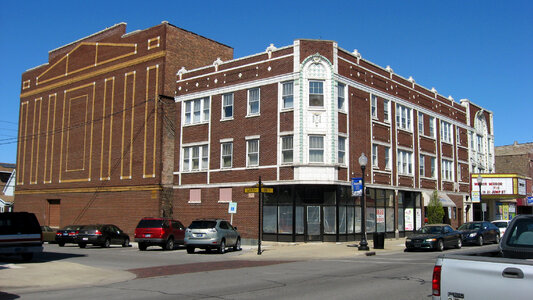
[527,196,533,206]
[351,177,362,197]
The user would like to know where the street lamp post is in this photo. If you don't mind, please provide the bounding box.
[358,153,370,251]
[477,174,483,221]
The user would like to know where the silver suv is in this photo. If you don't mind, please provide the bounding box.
[185,219,241,254]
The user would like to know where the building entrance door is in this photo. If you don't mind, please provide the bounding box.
[306,206,321,241]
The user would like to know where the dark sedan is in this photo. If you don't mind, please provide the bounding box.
[458,221,500,246]
[76,224,130,248]
[405,224,462,251]
[55,225,85,246]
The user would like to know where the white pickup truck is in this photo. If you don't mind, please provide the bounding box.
[432,215,533,300]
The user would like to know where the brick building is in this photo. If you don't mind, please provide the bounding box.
[15,22,233,232]
[174,40,494,242]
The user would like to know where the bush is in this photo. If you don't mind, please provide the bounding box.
[427,190,444,224]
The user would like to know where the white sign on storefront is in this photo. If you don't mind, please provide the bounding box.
[473,178,514,195]
[405,208,414,231]
[518,178,526,195]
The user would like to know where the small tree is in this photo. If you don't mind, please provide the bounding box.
[427,190,444,224]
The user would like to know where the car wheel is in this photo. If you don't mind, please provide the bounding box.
[233,238,241,251]
[165,238,175,250]
[58,242,65,247]
[218,240,226,254]
[139,243,147,251]
[122,238,130,247]
[456,238,462,249]
[79,243,86,248]
[186,246,195,254]
[437,239,444,252]
[21,253,33,261]
[477,235,484,246]
[103,238,111,248]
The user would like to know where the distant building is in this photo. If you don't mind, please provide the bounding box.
[0,163,15,212]
[495,141,533,214]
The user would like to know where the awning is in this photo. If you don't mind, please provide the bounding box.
[422,192,456,207]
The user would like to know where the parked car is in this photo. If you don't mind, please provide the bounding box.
[134,217,185,251]
[185,219,241,254]
[76,224,130,248]
[55,225,85,247]
[0,212,43,261]
[40,225,57,243]
[457,221,500,246]
[492,219,511,236]
[405,224,462,252]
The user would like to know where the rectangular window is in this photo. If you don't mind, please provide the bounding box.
[247,139,259,167]
[338,83,345,111]
[182,145,209,172]
[441,121,452,143]
[397,150,413,175]
[418,112,424,135]
[309,81,324,107]
[442,159,454,181]
[338,137,346,164]
[384,100,390,122]
[221,142,233,168]
[456,128,461,144]
[184,97,209,125]
[396,104,412,131]
[371,95,377,118]
[477,135,483,152]
[385,147,391,169]
[429,116,435,137]
[281,135,293,163]
[372,144,378,168]
[282,81,294,109]
[309,135,324,163]
[248,88,260,116]
[222,93,233,119]
[431,157,436,178]
[219,187,232,203]
[189,189,201,204]
[458,165,462,182]
[419,154,425,177]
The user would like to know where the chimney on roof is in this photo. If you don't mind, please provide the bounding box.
[514,141,518,146]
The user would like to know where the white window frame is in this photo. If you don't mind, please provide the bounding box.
[396,104,412,131]
[282,81,294,109]
[221,142,233,168]
[309,135,324,163]
[431,157,436,178]
[429,116,435,138]
[246,139,259,167]
[184,97,209,125]
[418,112,424,135]
[371,95,377,118]
[338,136,346,165]
[385,146,391,170]
[384,100,390,123]
[442,159,454,181]
[372,144,378,168]
[338,83,346,111]
[182,144,209,172]
[419,154,425,177]
[222,93,234,120]
[441,121,452,143]
[247,88,260,116]
[281,135,293,164]
[309,80,324,107]
[397,150,413,175]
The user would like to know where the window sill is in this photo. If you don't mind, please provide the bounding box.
[308,107,326,112]
[220,117,234,122]
[183,121,209,127]
[397,128,413,134]
[245,114,260,119]
[281,108,294,112]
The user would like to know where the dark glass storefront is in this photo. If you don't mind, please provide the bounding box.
[262,185,420,242]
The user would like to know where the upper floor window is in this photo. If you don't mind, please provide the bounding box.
[247,139,259,167]
[221,142,233,168]
[397,150,413,175]
[338,83,345,111]
[429,116,435,137]
[183,145,208,171]
[442,159,454,181]
[396,104,412,131]
[477,134,483,152]
[441,121,452,143]
[281,135,293,164]
[419,154,425,177]
[309,135,324,163]
[431,157,436,178]
[418,112,424,135]
[248,88,260,116]
[282,81,294,109]
[338,137,346,164]
[222,93,234,120]
[384,100,390,122]
[309,81,324,107]
[184,97,209,125]
[371,95,377,118]
[385,146,391,169]
[372,144,378,168]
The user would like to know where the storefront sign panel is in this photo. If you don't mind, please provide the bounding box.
[405,208,414,231]
[376,208,385,223]
[473,178,514,195]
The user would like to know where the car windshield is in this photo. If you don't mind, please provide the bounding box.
[458,223,482,230]
[137,219,165,228]
[417,226,443,234]
[493,222,508,228]
[189,220,217,229]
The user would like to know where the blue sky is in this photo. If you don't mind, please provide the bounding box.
[1,0,531,164]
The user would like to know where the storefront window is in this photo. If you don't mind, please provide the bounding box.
[347,206,354,234]
[296,206,304,234]
[278,206,293,234]
[355,206,361,233]
[386,207,395,232]
[339,206,347,234]
[323,206,336,234]
[366,207,376,233]
[263,206,277,233]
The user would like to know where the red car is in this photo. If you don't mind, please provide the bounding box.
[134,217,185,251]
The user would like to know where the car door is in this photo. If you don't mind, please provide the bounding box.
[221,221,236,245]
[173,221,185,243]
[108,225,120,244]
[443,225,455,247]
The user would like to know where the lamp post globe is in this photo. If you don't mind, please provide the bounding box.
[358,153,370,251]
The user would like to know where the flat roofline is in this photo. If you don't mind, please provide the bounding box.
[48,22,127,54]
